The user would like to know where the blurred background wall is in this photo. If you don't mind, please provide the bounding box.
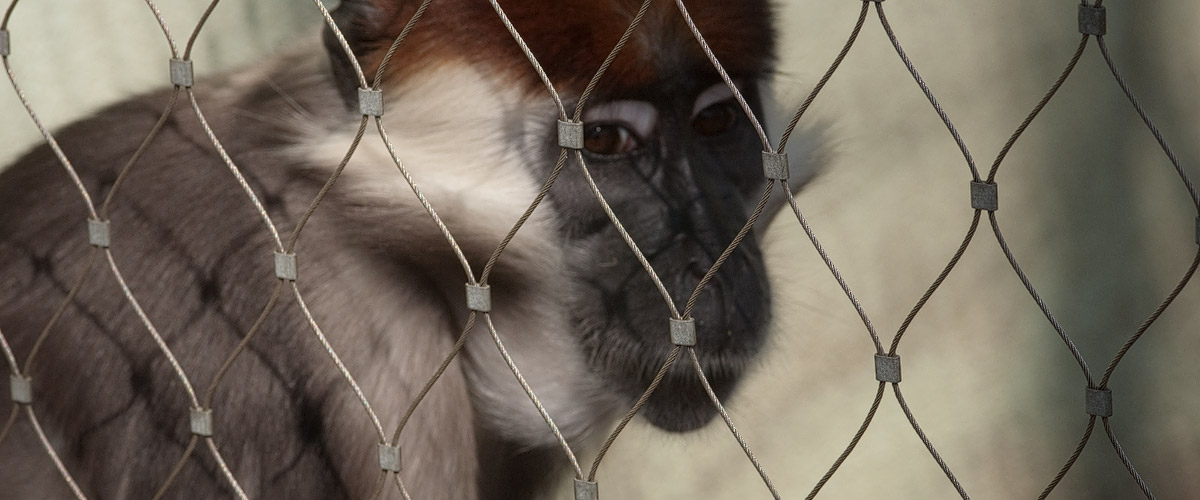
[2,1,1197,498]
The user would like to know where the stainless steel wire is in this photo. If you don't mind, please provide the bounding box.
[0,1,1195,499]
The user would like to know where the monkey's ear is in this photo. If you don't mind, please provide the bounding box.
[322,0,409,104]
[760,122,827,230]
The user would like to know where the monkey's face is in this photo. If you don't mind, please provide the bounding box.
[327,0,779,435]
[546,78,772,432]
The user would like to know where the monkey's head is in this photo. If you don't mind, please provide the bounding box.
[327,0,786,433]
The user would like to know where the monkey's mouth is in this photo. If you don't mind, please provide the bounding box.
[635,346,750,432]
[579,245,770,433]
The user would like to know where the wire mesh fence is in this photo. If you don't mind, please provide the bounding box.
[1,0,1197,499]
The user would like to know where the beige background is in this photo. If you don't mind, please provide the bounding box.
[2,1,1198,499]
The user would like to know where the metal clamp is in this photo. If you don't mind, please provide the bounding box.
[274,252,298,281]
[466,283,491,312]
[1085,387,1113,417]
[378,443,402,472]
[558,120,584,150]
[874,354,901,383]
[190,408,214,437]
[669,318,696,347]
[762,151,789,181]
[0,30,10,57]
[358,88,384,117]
[970,181,998,212]
[88,219,112,248]
[10,374,32,404]
[574,479,598,500]
[170,58,194,88]
[1078,5,1106,37]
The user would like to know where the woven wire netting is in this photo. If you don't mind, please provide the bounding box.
[2,0,1199,499]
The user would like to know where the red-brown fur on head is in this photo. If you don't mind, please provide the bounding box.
[327,0,775,102]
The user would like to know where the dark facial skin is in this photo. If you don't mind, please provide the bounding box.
[546,74,771,432]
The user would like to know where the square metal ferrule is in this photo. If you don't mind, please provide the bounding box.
[970,181,998,212]
[762,151,789,181]
[358,88,384,117]
[379,443,402,472]
[170,58,194,88]
[10,374,32,404]
[1085,387,1113,417]
[574,479,598,500]
[274,252,298,281]
[1078,5,1106,37]
[88,218,112,248]
[558,120,584,150]
[190,408,214,437]
[669,318,696,347]
[466,283,491,313]
[874,354,901,383]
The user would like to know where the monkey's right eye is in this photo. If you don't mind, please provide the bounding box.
[583,123,641,157]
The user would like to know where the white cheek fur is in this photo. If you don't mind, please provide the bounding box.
[289,63,617,447]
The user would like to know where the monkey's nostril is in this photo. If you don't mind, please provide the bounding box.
[688,261,708,280]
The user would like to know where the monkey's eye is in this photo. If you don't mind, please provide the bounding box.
[580,100,656,158]
[692,101,739,137]
[584,123,641,157]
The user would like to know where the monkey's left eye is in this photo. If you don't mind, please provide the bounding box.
[584,123,641,157]
[692,101,739,137]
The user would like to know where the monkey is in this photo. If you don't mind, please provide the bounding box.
[0,0,811,498]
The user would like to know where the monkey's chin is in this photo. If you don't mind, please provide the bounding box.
[637,372,738,433]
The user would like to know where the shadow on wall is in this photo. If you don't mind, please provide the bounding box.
[2,1,1198,499]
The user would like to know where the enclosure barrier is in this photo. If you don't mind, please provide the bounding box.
[1,0,1197,499]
